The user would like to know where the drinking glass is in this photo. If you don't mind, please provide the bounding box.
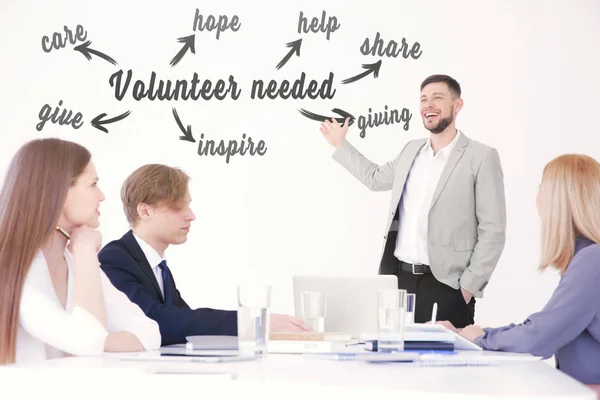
[377,289,406,352]
[300,291,326,332]
[237,283,271,357]
[405,293,416,325]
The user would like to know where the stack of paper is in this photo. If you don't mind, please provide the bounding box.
[269,331,352,342]
[268,331,355,354]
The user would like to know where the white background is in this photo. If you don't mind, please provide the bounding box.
[1,0,599,331]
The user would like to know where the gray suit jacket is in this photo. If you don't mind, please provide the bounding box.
[332,131,506,297]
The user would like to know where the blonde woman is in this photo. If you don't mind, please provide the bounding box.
[440,154,600,385]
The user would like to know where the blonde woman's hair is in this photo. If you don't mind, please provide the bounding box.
[539,154,600,273]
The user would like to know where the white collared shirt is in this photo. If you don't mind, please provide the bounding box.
[394,131,462,265]
[132,233,166,297]
[16,248,161,363]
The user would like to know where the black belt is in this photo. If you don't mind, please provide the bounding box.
[399,262,432,275]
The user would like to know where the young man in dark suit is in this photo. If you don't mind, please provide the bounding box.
[98,164,310,346]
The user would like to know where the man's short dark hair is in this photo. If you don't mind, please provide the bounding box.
[420,74,461,98]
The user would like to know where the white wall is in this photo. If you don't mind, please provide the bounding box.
[1,0,599,329]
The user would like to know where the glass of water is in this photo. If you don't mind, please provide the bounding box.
[237,283,271,358]
[405,293,416,325]
[300,291,326,332]
[377,289,406,352]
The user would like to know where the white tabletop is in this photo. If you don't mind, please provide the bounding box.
[3,348,596,400]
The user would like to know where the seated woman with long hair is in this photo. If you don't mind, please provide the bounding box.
[0,138,161,364]
[440,154,600,385]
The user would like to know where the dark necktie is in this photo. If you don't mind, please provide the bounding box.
[158,260,173,306]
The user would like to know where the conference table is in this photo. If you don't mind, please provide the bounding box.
[3,346,596,400]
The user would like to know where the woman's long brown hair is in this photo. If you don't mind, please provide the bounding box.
[0,138,91,364]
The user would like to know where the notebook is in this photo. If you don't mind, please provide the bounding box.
[360,323,482,351]
[303,351,540,366]
[185,335,237,351]
[413,351,542,366]
[365,340,455,352]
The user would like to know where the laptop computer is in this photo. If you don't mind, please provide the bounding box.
[293,275,398,338]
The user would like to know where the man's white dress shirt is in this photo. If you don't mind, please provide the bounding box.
[394,131,461,265]
[132,233,166,297]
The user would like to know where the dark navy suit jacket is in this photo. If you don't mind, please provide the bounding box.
[98,230,237,346]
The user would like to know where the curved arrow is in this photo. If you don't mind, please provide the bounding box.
[299,107,356,126]
[341,60,382,84]
[170,35,196,67]
[74,41,117,66]
[172,108,195,142]
[90,110,131,133]
[276,38,302,70]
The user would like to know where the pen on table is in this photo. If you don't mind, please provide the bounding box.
[431,302,438,324]
[56,226,70,239]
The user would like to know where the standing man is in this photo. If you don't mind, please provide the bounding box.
[319,74,506,328]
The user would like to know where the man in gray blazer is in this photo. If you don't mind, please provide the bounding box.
[319,74,506,327]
